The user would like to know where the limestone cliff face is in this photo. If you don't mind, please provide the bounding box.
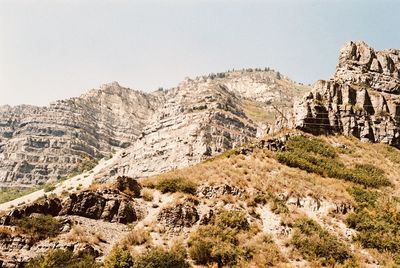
[97,79,258,181]
[0,82,162,185]
[284,41,400,147]
[0,70,307,186]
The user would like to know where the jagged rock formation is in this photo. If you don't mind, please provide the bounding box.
[285,41,400,147]
[1,70,308,186]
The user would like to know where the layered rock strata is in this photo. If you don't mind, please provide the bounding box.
[285,41,400,147]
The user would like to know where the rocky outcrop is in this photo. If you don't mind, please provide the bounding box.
[157,200,199,230]
[1,187,139,225]
[197,184,243,198]
[285,41,400,147]
[335,41,400,94]
[59,189,137,224]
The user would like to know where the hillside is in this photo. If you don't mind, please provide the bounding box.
[0,132,399,267]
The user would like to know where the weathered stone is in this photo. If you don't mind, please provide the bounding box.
[278,41,400,148]
[157,201,199,230]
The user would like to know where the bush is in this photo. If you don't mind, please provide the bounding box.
[188,210,251,266]
[277,136,391,188]
[141,188,154,201]
[104,246,134,268]
[348,186,378,209]
[155,177,197,194]
[26,249,97,268]
[15,214,60,240]
[346,196,400,264]
[291,218,353,265]
[189,225,239,266]
[213,210,249,230]
[123,227,151,246]
[133,247,189,268]
[242,234,284,267]
[268,193,289,215]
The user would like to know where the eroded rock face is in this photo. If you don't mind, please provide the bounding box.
[282,41,400,147]
[157,201,199,230]
[197,184,243,198]
[335,41,400,94]
[0,82,162,185]
[0,187,138,225]
[96,80,259,181]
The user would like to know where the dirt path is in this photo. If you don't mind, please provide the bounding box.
[0,151,123,212]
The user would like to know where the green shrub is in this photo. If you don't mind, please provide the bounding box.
[247,193,288,214]
[26,249,97,268]
[133,247,189,268]
[104,246,134,268]
[277,136,391,188]
[268,193,289,215]
[188,210,251,266]
[44,183,56,192]
[155,177,197,194]
[291,218,353,265]
[346,197,400,264]
[15,214,60,240]
[188,225,239,266]
[285,136,337,158]
[213,210,249,230]
[348,186,378,209]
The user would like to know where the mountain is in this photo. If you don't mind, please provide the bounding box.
[0,69,309,187]
[0,42,399,267]
[280,41,400,147]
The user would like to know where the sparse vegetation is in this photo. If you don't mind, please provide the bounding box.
[26,249,97,268]
[133,247,189,268]
[188,209,280,267]
[15,214,61,241]
[140,188,154,202]
[291,217,353,265]
[0,186,41,204]
[123,227,151,246]
[155,177,197,195]
[277,136,391,188]
[346,188,400,264]
[104,246,134,268]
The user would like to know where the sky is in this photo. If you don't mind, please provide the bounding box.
[0,0,399,106]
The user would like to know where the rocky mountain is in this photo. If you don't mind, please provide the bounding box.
[0,70,309,187]
[0,82,162,186]
[281,41,400,147]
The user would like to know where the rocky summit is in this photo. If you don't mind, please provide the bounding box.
[280,41,400,147]
[0,70,308,187]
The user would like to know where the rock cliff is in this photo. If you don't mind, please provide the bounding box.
[284,41,400,147]
[1,70,308,186]
[0,82,162,185]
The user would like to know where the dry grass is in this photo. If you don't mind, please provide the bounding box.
[0,227,13,239]
[66,225,103,245]
[141,188,154,202]
[145,146,353,205]
[122,227,152,246]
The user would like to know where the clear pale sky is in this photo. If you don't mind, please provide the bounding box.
[1,0,399,106]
